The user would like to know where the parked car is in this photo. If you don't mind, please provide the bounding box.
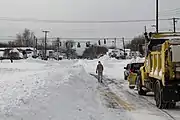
[124,62,144,89]
[3,48,23,60]
[53,52,63,60]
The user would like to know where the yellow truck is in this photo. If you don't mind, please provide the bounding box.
[138,32,180,109]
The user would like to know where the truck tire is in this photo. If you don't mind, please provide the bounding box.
[155,81,164,109]
[166,102,176,109]
[137,75,146,95]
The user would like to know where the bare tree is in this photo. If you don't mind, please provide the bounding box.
[15,28,34,47]
[125,35,145,55]
[64,40,75,59]
[16,34,23,46]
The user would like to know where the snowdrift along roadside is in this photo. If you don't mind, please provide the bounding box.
[0,59,130,120]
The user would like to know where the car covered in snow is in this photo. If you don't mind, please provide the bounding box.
[3,48,23,60]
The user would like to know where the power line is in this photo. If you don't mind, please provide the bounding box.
[159,11,180,15]
[0,17,170,24]
[158,7,180,17]
[159,8,180,14]
[0,36,134,41]
[159,11,180,16]
[160,14,180,18]
[47,37,133,41]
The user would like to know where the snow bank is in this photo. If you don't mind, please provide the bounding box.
[76,48,85,56]
[0,59,128,120]
[98,55,117,61]
[10,48,19,53]
[0,51,4,57]
[73,59,88,67]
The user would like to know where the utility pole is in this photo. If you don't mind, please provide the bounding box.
[144,26,147,33]
[144,26,147,56]
[33,36,36,56]
[173,18,176,33]
[57,37,60,60]
[42,30,49,59]
[114,38,117,48]
[156,0,159,33]
[35,38,38,51]
[172,17,179,33]
[122,37,125,57]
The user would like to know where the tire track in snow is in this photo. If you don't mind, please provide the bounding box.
[107,78,177,120]
[90,73,135,111]
[90,73,177,120]
[126,89,177,120]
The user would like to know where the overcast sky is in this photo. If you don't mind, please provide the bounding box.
[0,0,179,43]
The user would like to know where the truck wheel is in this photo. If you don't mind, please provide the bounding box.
[171,102,176,108]
[137,76,146,95]
[155,81,164,109]
[166,102,176,109]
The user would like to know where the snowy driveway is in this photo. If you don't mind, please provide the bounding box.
[0,58,180,120]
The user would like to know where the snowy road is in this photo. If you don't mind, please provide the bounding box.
[82,56,180,120]
[0,57,180,120]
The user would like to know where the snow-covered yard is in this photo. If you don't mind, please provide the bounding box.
[0,57,179,120]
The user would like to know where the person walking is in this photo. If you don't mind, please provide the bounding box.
[9,51,13,63]
[96,61,104,83]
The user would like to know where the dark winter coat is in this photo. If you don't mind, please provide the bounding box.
[96,63,104,73]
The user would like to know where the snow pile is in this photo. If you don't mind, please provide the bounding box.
[0,59,47,71]
[9,48,23,58]
[76,48,85,56]
[73,59,88,67]
[0,51,4,57]
[0,59,128,120]
[27,52,34,58]
[25,57,48,64]
[10,48,19,53]
[98,55,117,61]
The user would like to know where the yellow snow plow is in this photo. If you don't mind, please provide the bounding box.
[138,32,180,109]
